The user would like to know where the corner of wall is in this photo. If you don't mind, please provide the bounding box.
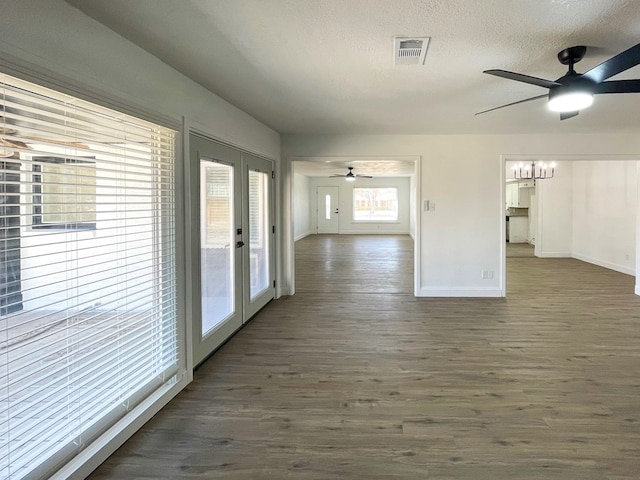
[294,232,312,242]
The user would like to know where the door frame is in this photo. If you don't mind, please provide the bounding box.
[242,152,276,320]
[500,153,640,298]
[188,133,276,367]
[285,155,421,297]
[189,134,243,365]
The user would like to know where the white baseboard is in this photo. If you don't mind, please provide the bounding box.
[294,232,312,242]
[339,230,410,235]
[635,285,640,296]
[53,374,189,480]
[572,253,635,276]
[417,286,503,298]
[537,251,572,258]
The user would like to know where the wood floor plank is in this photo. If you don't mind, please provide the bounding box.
[88,235,640,479]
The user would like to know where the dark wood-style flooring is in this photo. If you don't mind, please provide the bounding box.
[89,234,640,479]
[506,242,535,258]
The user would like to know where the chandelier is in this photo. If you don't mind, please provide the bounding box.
[513,160,556,180]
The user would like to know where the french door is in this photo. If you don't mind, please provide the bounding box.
[190,134,275,366]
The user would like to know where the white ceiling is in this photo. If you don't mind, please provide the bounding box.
[65,0,640,138]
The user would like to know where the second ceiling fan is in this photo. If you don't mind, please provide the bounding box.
[330,167,372,182]
[477,41,640,120]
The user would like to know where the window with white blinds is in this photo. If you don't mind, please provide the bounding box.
[0,74,178,479]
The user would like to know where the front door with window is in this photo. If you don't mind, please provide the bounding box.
[316,186,339,234]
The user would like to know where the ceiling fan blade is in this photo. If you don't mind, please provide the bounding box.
[483,70,561,89]
[560,111,579,121]
[330,174,345,177]
[593,79,640,94]
[582,42,640,83]
[357,175,373,178]
[476,94,548,115]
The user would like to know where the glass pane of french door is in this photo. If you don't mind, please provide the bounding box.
[242,153,275,321]
[200,161,234,335]
[190,134,242,367]
[248,169,270,299]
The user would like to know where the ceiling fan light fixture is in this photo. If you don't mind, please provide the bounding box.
[330,166,372,180]
[479,42,640,119]
[547,90,593,113]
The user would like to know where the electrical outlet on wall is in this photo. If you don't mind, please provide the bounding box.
[481,270,494,279]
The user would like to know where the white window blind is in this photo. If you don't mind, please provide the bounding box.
[0,74,178,479]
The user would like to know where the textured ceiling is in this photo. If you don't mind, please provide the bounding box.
[65,0,640,136]
[293,158,417,177]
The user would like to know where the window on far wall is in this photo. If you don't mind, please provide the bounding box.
[353,187,398,221]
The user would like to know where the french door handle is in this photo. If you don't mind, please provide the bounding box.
[236,241,245,248]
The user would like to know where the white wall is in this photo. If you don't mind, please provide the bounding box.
[308,176,411,234]
[571,161,637,275]
[293,173,312,241]
[0,0,280,159]
[282,134,640,297]
[537,162,574,257]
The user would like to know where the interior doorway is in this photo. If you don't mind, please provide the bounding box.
[289,155,421,296]
[501,154,639,296]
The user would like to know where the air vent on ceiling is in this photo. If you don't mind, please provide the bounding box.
[394,36,430,66]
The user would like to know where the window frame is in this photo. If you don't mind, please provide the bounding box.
[31,155,97,230]
[0,71,185,480]
[352,186,400,223]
